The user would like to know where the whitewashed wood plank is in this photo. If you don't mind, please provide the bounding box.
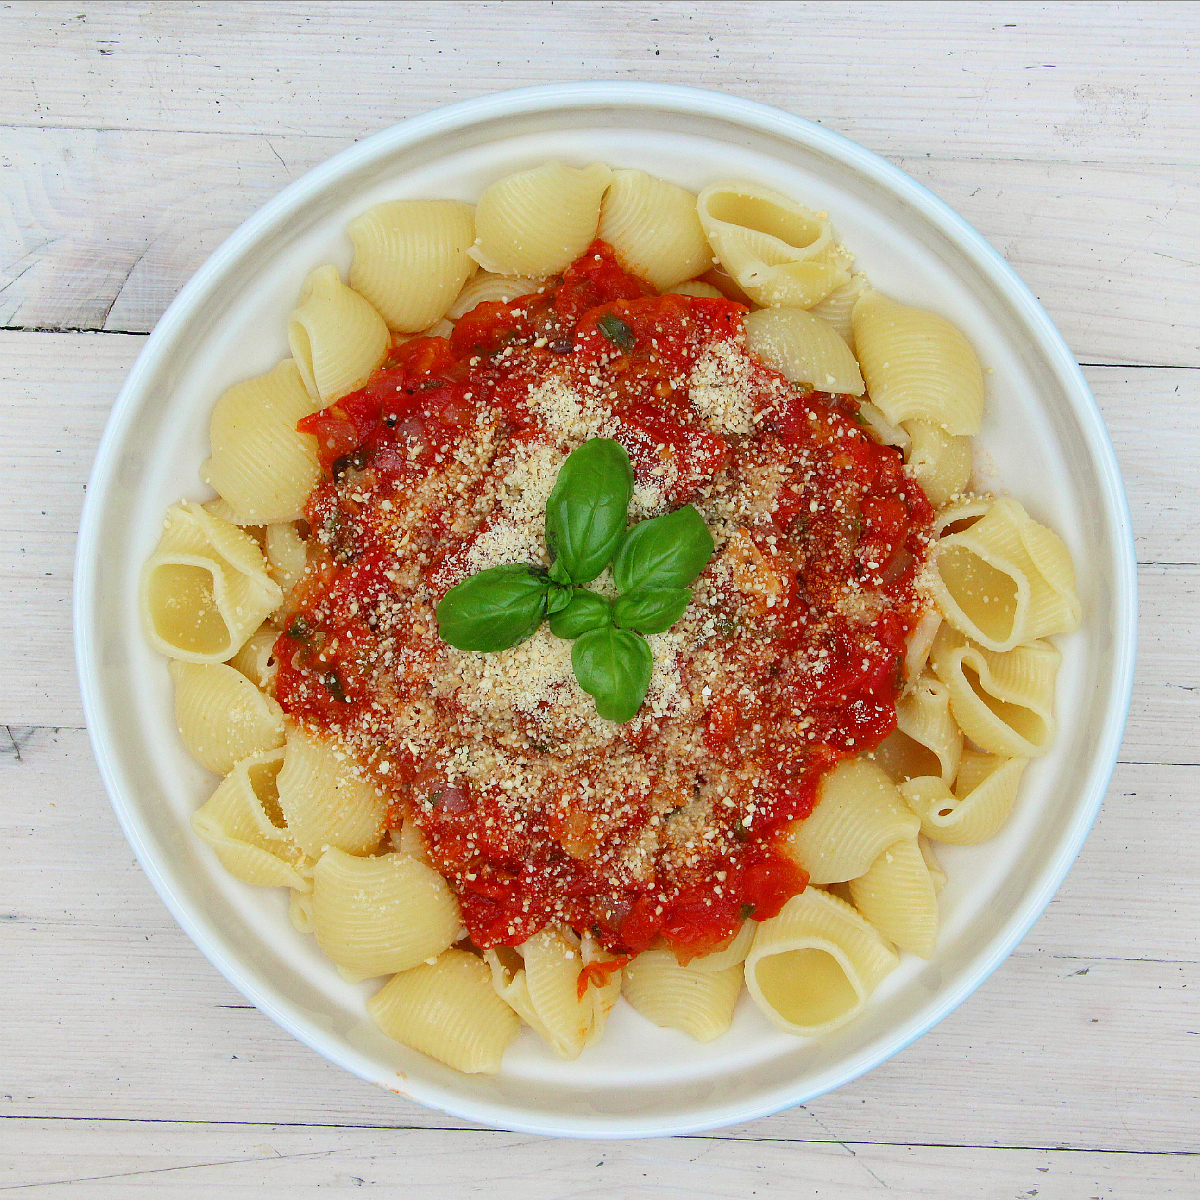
[3,127,1195,365]
[0,329,1195,728]
[1,2,1195,169]
[1,1121,1196,1199]
[1,724,1197,1150]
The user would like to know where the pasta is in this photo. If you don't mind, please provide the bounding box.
[367,949,520,1074]
[200,359,322,523]
[696,180,853,307]
[742,306,865,395]
[852,289,985,435]
[311,847,461,982]
[745,889,898,1036]
[288,264,389,404]
[347,199,477,333]
[141,500,281,663]
[468,161,613,277]
[143,160,1080,1077]
[597,168,712,289]
[928,496,1081,652]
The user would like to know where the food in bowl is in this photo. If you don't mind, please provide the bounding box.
[140,161,1080,1074]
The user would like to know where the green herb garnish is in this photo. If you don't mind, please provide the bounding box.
[434,438,716,723]
[596,313,635,354]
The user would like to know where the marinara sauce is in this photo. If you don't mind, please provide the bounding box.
[274,242,934,960]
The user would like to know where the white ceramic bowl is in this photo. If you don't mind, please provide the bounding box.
[75,82,1136,1138]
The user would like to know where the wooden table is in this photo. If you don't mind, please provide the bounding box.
[2,3,1196,1195]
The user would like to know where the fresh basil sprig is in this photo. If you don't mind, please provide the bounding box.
[434,437,716,723]
[545,437,633,585]
[571,626,653,723]
[612,505,715,593]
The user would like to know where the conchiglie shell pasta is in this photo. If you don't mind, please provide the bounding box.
[621,950,743,1043]
[276,724,386,856]
[468,162,613,276]
[685,919,757,973]
[851,289,985,436]
[743,306,865,395]
[191,748,310,891]
[904,419,973,507]
[347,199,476,332]
[228,628,281,690]
[696,181,852,308]
[446,271,544,319]
[872,673,961,786]
[264,521,307,603]
[902,752,1030,845]
[779,757,919,884]
[311,847,461,983]
[486,927,614,1060]
[169,660,285,776]
[929,495,1081,651]
[848,837,939,958]
[745,888,899,1036]
[141,501,281,664]
[667,279,725,299]
[806,272,871,349]
[287,264,389,404]
[930,626,1061,757]
[200,359,322,523]
[597,168,712,289]
[367,949,520,1074]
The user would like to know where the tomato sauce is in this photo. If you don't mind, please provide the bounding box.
[275,242,934,959]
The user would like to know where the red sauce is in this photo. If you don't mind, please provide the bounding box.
[276,242,934,959]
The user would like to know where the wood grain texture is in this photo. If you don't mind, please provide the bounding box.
[1,3,1195,1193]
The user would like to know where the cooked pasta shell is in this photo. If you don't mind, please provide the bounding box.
[468,162,613,277]
[856,400,910,451]
[806,272,871,349]
[446,271,544,319]
[851,289,984,436]
[919,837,947,893]
[621,950,743,1043]
[901,752,1030,845]
[597,168,712,289]
[902,607,942,687]
[228,628,281,690]
[904,419,973,507]
[848,836,939,958]
[667,279,725,299]
[745,888,898,1036]
[485,927,612,1060]
[872,673,961,786]
[311,847,461,982]
[191,748,310,890]
[141,500,281,664]
[696,180,852,308]
[367,949,520,1074]
[276,723,386,856]
[929,495,1081,651]
[930,625,1061,757]
[287,264,389,404]
[200,359,322,524]
[779,757,919,884]
[347,199,477,332]
[169,660,285,775]
[264,521,307,602]
[743,306,865,395]
[933,493,992,538]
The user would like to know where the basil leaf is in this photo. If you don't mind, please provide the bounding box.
[612,586,691,635]
[549,589,612,639]
[546,581,574,615]
[611,505,715,593]
[571,627,653,723]
[545,438,634,584]
[435,563,549,651]
[596,313,635,353]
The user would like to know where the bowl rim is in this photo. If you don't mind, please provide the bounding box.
[74,80,1137,1138]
